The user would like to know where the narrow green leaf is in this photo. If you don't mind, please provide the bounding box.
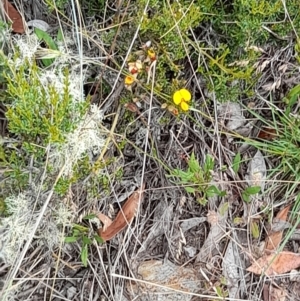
[82,236,92,245]
[219,190,227,197]
[57,28,63,42]
[72,223,89,233]
[233,217,243,224]
[34,28,58,50]
[185,186,196,193]
[216,286,226,298]
[173,169,194,182]
[94,234,104,243]
[41,57,53,67]
[81,244,88,267]
[188,152,200,173]
[219,202,229,216]
[206,185,226,197]
[64,236,78,243]
[206,185,219,197]
[250,221,260,239]
[198,197,208,206]
[287,83,300,99]
[83,214,97,220]
[73,229,80,236]
[232,152,241,174]
[245,186,261,195]
[204,155,214,172]
[242,191,250,202]
[34,28,58,66]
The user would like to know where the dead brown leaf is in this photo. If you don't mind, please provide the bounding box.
[2,0,25,33]
[247,251,300,276]
[266,205,290,251]
[98,184,145,241]
[270,286,287,301]
[258,127,278,141]
[97,212,112,232]
[263,284,287,301]
[263,284,270,301]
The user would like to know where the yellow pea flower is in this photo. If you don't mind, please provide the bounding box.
[147,48,156,61]
[180,101,189,111]
[124,74,138,90]
[173,89,191,111]
[124,75,135,85]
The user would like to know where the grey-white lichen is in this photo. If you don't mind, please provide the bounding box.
[0,24,106,276]
[0,193,34,265]
[49,103,105,177]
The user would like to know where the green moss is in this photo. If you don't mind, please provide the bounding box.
[0,142,29,190]
[0,197,7,215]
[55,177,72,196]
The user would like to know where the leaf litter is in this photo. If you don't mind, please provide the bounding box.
[97,184,145,241]
[2,0,25,33]
[2,2,300,301]
[247,251,300,276]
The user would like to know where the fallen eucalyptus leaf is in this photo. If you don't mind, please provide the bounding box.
[217,102,246,131]
[245,150,266,192]
[247,251,300,276]
[266,205,290,251]
[222,240,241,298]
[98,184,145,241]
[3,0,25,33]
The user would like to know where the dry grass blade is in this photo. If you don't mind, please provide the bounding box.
[98,184,145,241]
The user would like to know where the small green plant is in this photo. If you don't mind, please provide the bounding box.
[45,0,69,11]
[215,284,229,299]
[34,28,61,67]
[54,177,72,196]
[65,214,103,267]
[170,153,225,205]
[232,152,242,174]
[2,55,87,144]
[130,1,207,95]
[250,220,260,239]
[283,83,300,114]
[242,186,261,202]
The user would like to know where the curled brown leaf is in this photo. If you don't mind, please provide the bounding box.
[97,212,112,232]
[3,0,25,33]
[98,184,145,241]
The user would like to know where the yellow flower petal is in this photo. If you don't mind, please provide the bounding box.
[125,75,135,85]
[179,88,191,102]
[173,89,191,106]
[147,48,156,60]
[180,101,189,111]
[173,90,182,105]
